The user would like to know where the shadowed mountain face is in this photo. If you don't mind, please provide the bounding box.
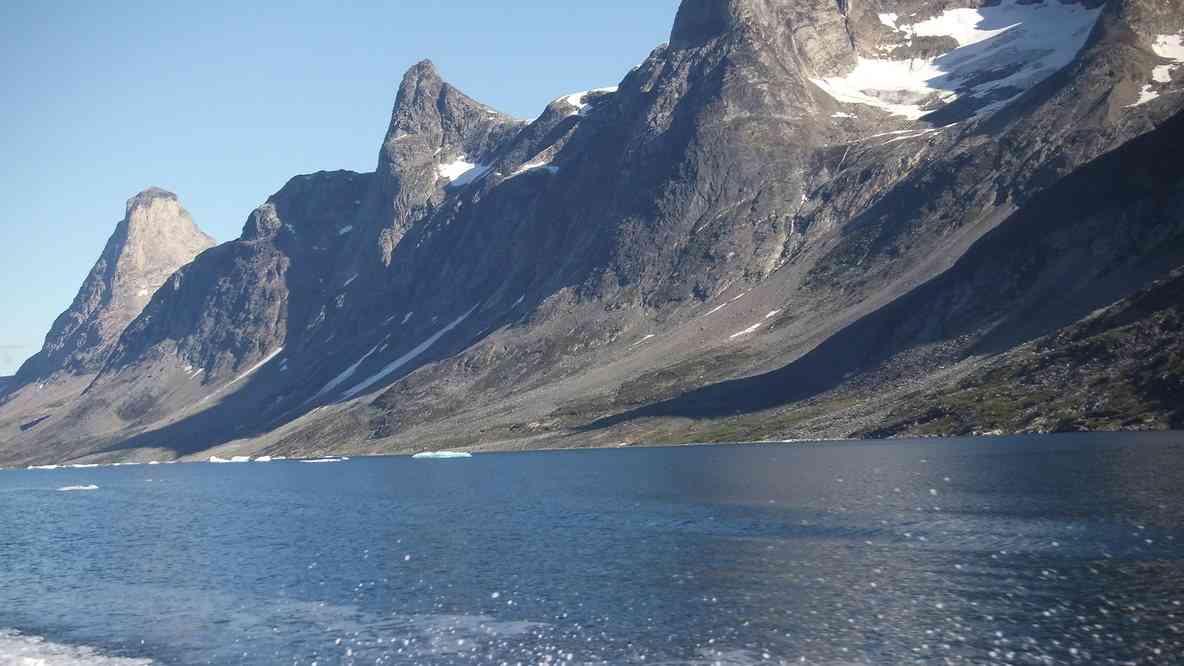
[1,0,1182,465]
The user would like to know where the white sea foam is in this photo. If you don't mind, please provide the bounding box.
[0,629,152,664]
[412,451,473,460]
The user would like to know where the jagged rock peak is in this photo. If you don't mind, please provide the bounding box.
[384,59,507,146]
[13,189,216,381]
[670,0,779,48]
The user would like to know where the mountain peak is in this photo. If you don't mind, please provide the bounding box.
[670,0,770,48]
[13,190,216,382]
[125,186,179,216]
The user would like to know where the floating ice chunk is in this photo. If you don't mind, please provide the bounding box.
[27,464,60,470]
[301,457,347,464]
[412,451,473,460]
[337,225,354,236]
[58,485,99,492]
[255,456,273,463]
[209,456,251,464]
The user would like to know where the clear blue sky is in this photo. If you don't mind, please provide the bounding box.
[0,1,680,375]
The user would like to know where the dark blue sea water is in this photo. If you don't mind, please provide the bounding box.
[1,432,1183,665]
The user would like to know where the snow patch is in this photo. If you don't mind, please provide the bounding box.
[558,86,618,116]
[765,310,782,319]
[437,157,491,188]
[513,157,560,176]
[831,112,857,119]
[814,0,1102,119]
[343,306,478,399]
[309,337,389,402]
[729,323,764,339]
[1129,34,1184,107]
[632,334,656,347]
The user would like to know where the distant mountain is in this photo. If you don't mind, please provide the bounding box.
[0,189,214,456]
[1,0,1181,466]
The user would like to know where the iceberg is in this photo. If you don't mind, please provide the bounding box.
[209,455,251,464]
[412,451,473,460]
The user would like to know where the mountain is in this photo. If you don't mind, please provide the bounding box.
[0,189,214,455]
[1,0,1181,466]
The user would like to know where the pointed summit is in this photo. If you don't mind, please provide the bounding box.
[381,59,513,155]
[14,189,216,381]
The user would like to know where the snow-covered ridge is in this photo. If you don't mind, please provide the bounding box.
[814,0,1103,120]
[558,86,618,117]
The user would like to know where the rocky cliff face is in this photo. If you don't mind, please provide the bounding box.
[12,189,215,382]
[1,0,1182,465]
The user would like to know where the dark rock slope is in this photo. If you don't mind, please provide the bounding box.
[1,0,1182,465]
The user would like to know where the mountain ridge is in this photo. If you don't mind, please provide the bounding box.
[1,0,1181,466]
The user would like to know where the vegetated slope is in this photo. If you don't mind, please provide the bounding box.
[1,0,1182,465]
[864,268,1184,437]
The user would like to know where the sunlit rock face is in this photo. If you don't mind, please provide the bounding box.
[14,188,215,381]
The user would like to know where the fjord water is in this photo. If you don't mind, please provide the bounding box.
[1,434,1182,665]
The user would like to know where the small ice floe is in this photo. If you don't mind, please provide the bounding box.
[300,457,348,464]
[255,456,273,463]
[209,455,251,464]
[26,464,60,470]
[69,464,100,469]
[58,485,99,492]
[412,451,473,460]
[337,225,354,236]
